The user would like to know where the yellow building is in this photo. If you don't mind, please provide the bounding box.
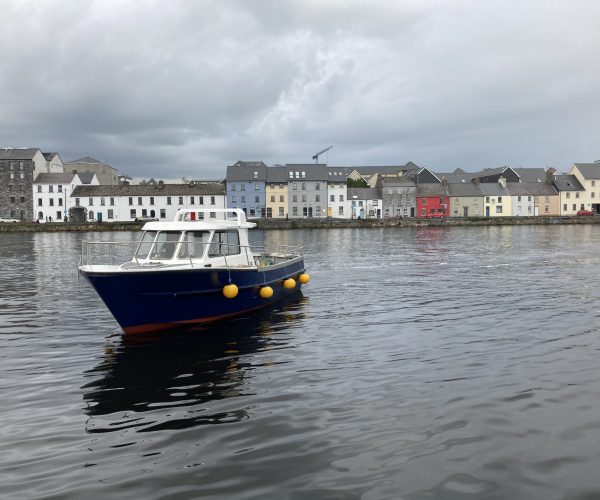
[265,166,288,218]
[570,163,600,213]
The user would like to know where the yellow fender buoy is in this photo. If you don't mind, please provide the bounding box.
[298,273,310,284]
[283,278,296,289]
[223,283,238,299]
[260,286,273,298]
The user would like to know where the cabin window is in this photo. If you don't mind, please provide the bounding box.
[209,230,240,257]
[178,231,210,258]
[136,231,157,258]
[151,231,181,260]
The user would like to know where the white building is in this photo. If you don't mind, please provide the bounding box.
[33,172,99,222]
[347,188,383,219]
[327,168,350,218]
[69,182,226,222]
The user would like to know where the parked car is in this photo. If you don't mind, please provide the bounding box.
[134,215,159,222]
[426,212,445,219]
[0,217,20,223]
[576,209,593,216]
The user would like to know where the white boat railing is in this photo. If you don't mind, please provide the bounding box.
[79,241,303,270]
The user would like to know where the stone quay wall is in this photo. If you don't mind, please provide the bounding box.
[1,216,600,233]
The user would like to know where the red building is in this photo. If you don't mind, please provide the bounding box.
[416,184,450,218]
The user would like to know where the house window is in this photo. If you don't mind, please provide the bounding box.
[199,196,204,204]
[58,199,63,206]
[301,183,306,190]
[339,206,344,215]
[167,197,172,205]
[279,207,284,216]
[545,206,549,213]
[250,208,255,217]
[231,184,236,191]
[496,205,502,213]
[138,197,143,205]
[241,196,246,203]
[49,185,54,193]
[517,196,521,202]
[292,183,297,190]
[498,196,502,203]
[241,184,246,191]
[37,185,42,192]
[160,209,166,218]
[528,196,532,202]
[270,195,275,202]
[330,194,335,202]
[303,207,308,217]
[110,197,115,205]
[101,197,105,206]
[255,195,259,202]
[593,181,596,187]
[421,208,426,216]
[150,197,155,205]
[293,206,298,215]
[129,197,133,205]
[288,172,294,179]
[292,195,297,202]
[316,195,320,202]
[340,195,344,202]
[130,209,136,218]
[566,192,570,199]
[315,183,320,190]
[58,185,62,193]
[486,197,490,203]
[301,172,306,178]
[576,192,580,198]
[107,209,114,219]
[279,195,284,202]
[89,198,93,206]
[592,192,596,198]
[231,196,236,203]
[75,198,80,206]
[179,197,183,205]
[421,198,426,205]
[38,198,42,206]
[211,196,215,205]
[563,204,567,211]
[573,204,576,211]
[302,195,307,202]
[255,183,259,191]
[253,171,258,179]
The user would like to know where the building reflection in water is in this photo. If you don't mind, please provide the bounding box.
[81,291,307,433]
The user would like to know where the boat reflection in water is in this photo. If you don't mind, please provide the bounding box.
[81,291,307,433]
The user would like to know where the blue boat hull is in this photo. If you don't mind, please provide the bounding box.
[80,260,306,334]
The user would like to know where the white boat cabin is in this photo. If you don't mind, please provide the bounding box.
[128,208,257,269]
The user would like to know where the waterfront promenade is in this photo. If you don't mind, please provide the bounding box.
[1,215,600,232]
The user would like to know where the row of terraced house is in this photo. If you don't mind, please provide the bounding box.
[225,160,600,219]
[3,147,600,222]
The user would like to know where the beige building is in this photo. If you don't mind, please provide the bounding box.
[64,156,118,185]
[265,166,288,218]
[570,163,600,213]
[552,174,585,215]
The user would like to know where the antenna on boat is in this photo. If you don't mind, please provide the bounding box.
[312,145,333,164]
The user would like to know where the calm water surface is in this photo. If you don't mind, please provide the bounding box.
[2,225,600,499]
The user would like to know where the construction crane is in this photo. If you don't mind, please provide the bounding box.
[312,145,333,164]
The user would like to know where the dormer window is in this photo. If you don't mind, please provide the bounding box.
[253,171,258,179]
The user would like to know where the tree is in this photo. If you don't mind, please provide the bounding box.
[347,178,368,188]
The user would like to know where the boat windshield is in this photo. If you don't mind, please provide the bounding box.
[178,231,210,259]
[150,231,182,260]
[135,231,157,259]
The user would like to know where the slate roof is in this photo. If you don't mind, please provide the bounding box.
[353,166,405,176]
[478,183,511,197]
[78,172,96,184]
[380,176,416,187]
[573,163,600,179]
[34,173,77,184]
[266,166,288,183]
[327,166,354,179]
[65,156,104,164]
[437,172,474,184]
[552,175,584,192]
[512,168,547,183]
[285,164,328,181]
[0,147,40,160]
[347,188,382,200]
[447,182,482,197]
[42,152,60,161]
[417,183,449,197]
[506,182,557,196]
[71,183,225,197]
[226,164,267,181]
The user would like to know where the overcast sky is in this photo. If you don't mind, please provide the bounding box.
[1,0,599,179]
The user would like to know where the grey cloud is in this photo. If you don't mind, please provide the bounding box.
[0,0,599,178]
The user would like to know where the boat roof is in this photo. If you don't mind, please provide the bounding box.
[142,208,256,231]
